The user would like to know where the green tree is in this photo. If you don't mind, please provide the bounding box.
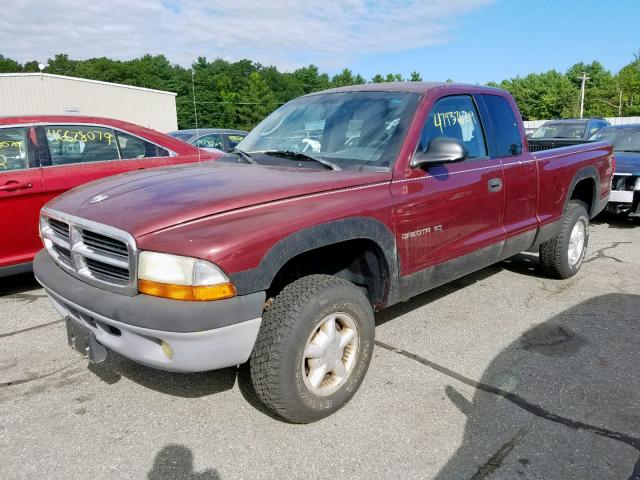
[0,54,21,73]
[45,54,78,76]
[236,72,277,130]
[494,71,577,120]
[291,65,330,94]
[22,61,41,73]
[331,68,365,87]
[409,71,422,81]
[615,58,640,115]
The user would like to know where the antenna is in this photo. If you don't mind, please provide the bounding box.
[192,69,201,162]
[578,72,590,119]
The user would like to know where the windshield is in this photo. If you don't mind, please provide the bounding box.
[531,122,587,139]
[237,91,420,170]
[588,129,640,152]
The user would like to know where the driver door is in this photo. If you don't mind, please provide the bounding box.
[392,94,505,285]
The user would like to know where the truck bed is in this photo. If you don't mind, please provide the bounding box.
[528,138,592,153]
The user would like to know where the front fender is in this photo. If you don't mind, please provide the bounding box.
[229,216,399,298]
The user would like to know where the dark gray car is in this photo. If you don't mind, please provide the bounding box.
[168,128,248,152]
[530,118,609,140]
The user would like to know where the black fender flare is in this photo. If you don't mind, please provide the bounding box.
[230,216,399,302]
[564,165,601,217]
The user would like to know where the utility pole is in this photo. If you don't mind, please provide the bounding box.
[578,72,590,118]
[618,88,623,116]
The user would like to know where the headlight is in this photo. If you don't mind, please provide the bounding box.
[138,251,235,301]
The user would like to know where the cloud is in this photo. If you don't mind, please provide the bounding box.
[1,0,493,71]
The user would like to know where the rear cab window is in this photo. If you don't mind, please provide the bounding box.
[45,126,119,165]
[419,95,487,159]
[0,127,30,171]
[481,95,523,157]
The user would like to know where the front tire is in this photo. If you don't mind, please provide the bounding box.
[539,200,589,279]
[250,275,375,423]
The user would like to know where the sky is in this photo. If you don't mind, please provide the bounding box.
[1,0,638,84]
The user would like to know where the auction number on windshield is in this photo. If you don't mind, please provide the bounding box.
[433,110,477,134]
[0,140,23,149]
[46,128,115,145]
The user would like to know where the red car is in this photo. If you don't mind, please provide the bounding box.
[0,115,217,276]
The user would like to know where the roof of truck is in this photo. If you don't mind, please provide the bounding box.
[305,81,504,96]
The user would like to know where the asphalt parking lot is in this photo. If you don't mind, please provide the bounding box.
[1,214,639,480]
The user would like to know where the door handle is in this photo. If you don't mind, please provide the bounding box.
[0,181,33,192]
[487,178,502,192]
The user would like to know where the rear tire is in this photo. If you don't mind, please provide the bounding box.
[250,275,375,423]
[539,200,589,279]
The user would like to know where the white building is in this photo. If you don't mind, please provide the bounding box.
[0,73,178,132]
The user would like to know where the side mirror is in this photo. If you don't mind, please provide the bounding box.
[411,137,469,168]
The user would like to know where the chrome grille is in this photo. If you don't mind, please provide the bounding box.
[49,218,70,240]
[85,258,130,281]
[52,245,72,265]
[40,209,138,295]
[81,230,128,258]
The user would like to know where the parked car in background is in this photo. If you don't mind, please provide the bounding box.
[168,128,248,153]
[589,125,640,216]
[524,127,538,137]
[528,118,610,152]
[0,115,220,277]
[34,82,613,422]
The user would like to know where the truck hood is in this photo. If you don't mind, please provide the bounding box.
[614,152,640,175]
[46,161,390,237]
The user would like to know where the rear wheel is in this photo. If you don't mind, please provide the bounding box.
[249,275,375,423]
[539,200,589,279]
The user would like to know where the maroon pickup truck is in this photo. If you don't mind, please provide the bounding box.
[34,82,614,423]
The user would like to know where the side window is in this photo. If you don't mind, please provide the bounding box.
[226,134,246,150]
[420,95,487,159]
[0,127,29,171]
[192,134,224,150]
[482,95,523,157]
[45,126,119,165]
[116,131,169,159]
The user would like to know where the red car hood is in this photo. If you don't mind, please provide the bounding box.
[46,161,391,238]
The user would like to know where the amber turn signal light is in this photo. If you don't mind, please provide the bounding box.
[138,279,236,301]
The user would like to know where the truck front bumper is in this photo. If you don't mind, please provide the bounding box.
[33,250,265,372]
[608,175,640,216]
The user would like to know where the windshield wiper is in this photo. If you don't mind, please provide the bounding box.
[616,149,640,153]
[263,150,341,171]
[230,148,258,165]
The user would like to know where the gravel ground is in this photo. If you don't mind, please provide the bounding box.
[1,213,639,480]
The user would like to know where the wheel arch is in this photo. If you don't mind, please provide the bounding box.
[229,217,399,306]
[565,166,600,218]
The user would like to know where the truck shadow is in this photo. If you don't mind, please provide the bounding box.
[88,353,238,398]
[592,211,640,229]
[88,349,285,421]
[0,272,41,297]
[431,293,640,479]
[375,265,503,327]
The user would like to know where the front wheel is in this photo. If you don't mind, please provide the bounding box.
[250,275,375,423]
[539,200,589,279]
